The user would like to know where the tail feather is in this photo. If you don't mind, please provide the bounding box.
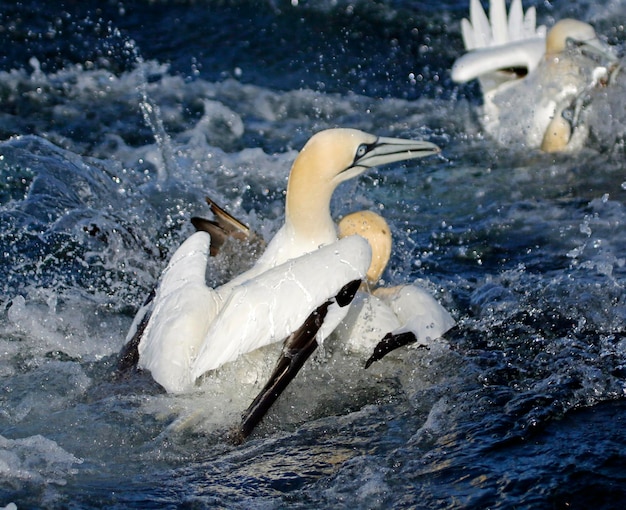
[489,0,508,45]
[469,0,491,48]
[508,0,524,41]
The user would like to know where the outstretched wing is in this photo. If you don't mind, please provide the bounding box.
[452,38,546,83]
[235,279,361,442]
[460,0,545,51]
[365,284,455,368]
[190,235,372,380]
[453,0,546,89]
[137,231,222,393]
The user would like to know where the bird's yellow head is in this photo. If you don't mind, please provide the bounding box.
[284,128,439,243]
[338,210,392,284]
[546,19,602,55]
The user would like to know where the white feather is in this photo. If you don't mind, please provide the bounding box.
[508,0,524,41]
[490,0,508,45]
[469,0,492,49]
[451,37,545,83]
[460,0,546,51]
[138,232,222,393]
[461,18,476,50]
[190,235,371,380]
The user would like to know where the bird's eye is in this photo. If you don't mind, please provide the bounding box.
[566,37,584,52]
[355,143,369,159]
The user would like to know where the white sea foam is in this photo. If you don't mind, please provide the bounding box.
[0,434,82,485]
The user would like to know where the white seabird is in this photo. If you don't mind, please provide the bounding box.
[332,210,456,367]
[216,128,440,293]
[122,128,440,394]
[237,210,455,440]
[452,0,618,152]
[188,205,456,363]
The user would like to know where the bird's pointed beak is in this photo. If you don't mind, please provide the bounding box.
[354,137,440,169]
[571,36,619,65]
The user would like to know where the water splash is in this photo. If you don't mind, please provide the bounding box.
[123,38,179,183]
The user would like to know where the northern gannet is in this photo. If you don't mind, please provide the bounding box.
[333,210,456,367]
[122,129,440,394]
[452,0,618,152]
[216,129,440,294]
[236,210,455,440]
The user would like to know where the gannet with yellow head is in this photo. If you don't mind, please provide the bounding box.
[122,129,440,394]
[218,128,439,295]
[451,0,618,152]
[333,210,455,365]
[536,19,619,152]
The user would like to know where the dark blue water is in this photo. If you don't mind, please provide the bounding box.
[1,0,626,508]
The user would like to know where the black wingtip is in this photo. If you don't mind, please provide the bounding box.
[228,427,247,446]
[204,195,251,235]
[364,331,420,369]
[237,338,320,442]
[336,279,361,307]
[236,305,328,442]
[190,216,227,256]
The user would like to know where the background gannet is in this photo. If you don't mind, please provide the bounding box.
[452,0,546,94]
[534,19,619,152]
[122,129,440,394]
[452,0,618,151]
[236,210,455,440]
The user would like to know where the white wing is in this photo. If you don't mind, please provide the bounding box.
[374,284,455,344]
[454,0,546,88]
[191,235,372,380]
[508,0,524,41]
[464,0,491,49]
[451,37,545,83]
[460,0,545,51]
[138,231,222,393]
[490,0,508,46]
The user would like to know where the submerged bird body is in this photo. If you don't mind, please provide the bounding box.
[484,39,609,151]
[336,284,455,361]
[219,129,437,293]
[452,0,618,151]
[125,128,439,393]
[331,211,455,363]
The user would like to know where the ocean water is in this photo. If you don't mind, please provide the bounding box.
[1,0,626,507]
